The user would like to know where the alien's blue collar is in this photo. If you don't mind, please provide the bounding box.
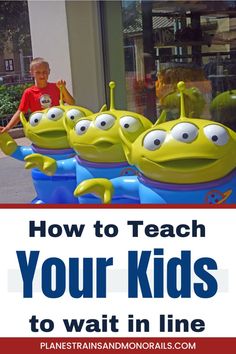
[138,169,236,191]
[75,155,129,168]
[31,144,74,155]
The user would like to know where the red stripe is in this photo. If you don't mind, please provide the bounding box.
[0,203,236,209]
[0,337,235,353]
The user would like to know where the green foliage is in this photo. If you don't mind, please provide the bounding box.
[0,83,31,116]
[0,1,32,53]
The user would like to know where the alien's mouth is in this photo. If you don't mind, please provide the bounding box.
[158,158,217,169]
[36,131,66,139]
[94,141,114,149]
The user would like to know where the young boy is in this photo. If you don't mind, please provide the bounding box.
[0,57,75,133]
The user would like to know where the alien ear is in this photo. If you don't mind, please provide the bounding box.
[83,108,94,116]
[153,110,167,126]
[20,112,27,127]
[119,128,133,165]
[142,118,153,130]
[99,104,107,112]
[63,116,76,132]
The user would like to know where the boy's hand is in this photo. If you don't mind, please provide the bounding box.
[56,80,75,105]
[56,80,66,89]
[24,154,57,176]
[74,178,114,204]
[0,132,17,155]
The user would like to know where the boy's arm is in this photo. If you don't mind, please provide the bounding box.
[56,80,75,105]
[0,110,21,133]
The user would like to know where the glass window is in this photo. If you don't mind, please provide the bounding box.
[121,0,236,130]
[4,59,14,72]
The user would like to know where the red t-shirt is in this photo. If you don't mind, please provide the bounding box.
[19,83,60,113]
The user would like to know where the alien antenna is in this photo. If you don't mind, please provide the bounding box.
[177,81,186,119]
[109,81,116,110]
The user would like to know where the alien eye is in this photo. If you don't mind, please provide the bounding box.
[66,109,85,122]
[204,125,229,146]
[46,107,64,121]
[29,112,43,126]
[143,130,167,151]
[171,122,198,143]
[75,120,91,135]
[94,114,115,130]
[120,116,142,132]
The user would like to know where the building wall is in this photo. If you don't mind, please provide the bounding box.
[65,0,105,111]
[100,1,127,108]
[0,39,21,80]
[28,1,73,91]
[27,0,105,111]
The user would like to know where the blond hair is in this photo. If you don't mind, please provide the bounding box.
[30,57,50,71]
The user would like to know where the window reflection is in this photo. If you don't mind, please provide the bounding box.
[122,0,236,130]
